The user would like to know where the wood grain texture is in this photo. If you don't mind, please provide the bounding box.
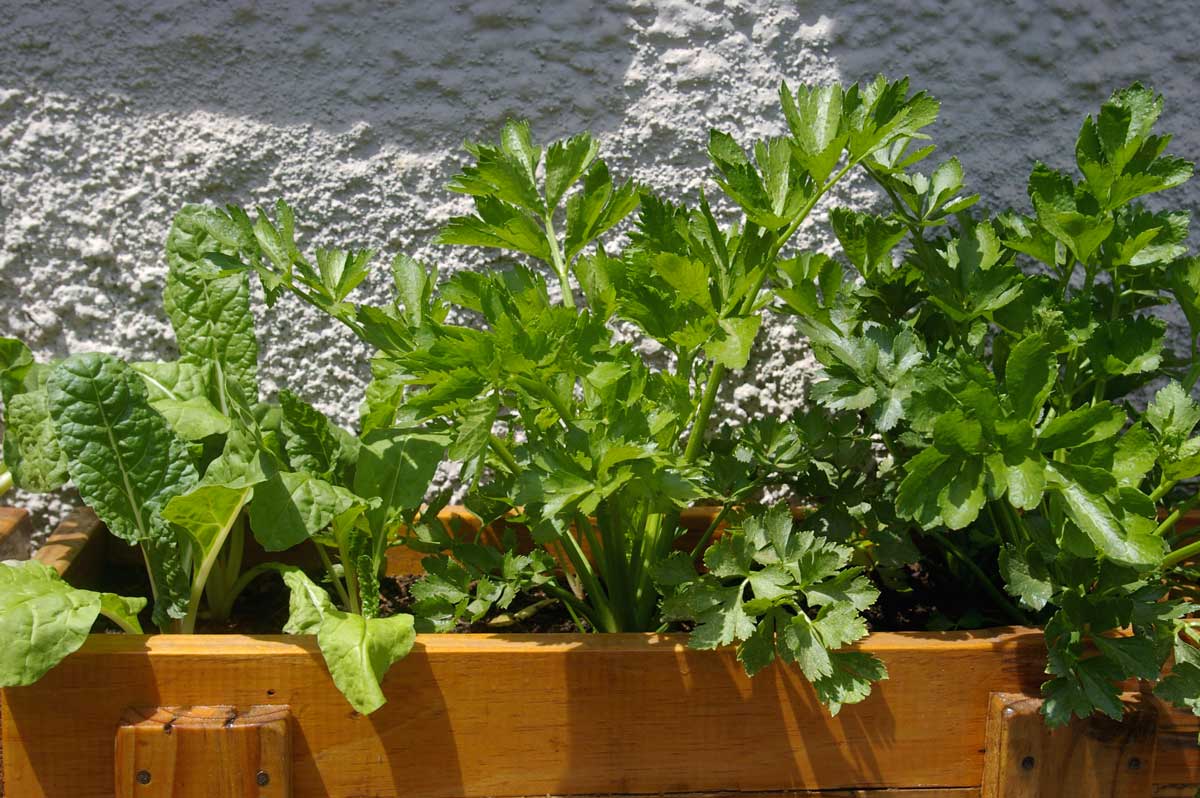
[0,507,31,560]
[8,507,1197,797]
[0,629,1075,798]
[114,705,290,798]
[982,692,1158,798]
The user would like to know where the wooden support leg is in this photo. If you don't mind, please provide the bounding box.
[982,691,1159,798]
[115,706,291,798]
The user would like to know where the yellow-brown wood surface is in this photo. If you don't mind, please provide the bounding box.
[981,692,1159,798]
[0,507,31,560]
[114,705,291,798]
[0,629,1168,798]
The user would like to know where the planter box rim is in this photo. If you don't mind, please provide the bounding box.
[76,624,1046,657]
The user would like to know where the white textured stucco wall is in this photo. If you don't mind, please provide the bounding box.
[3,0,1199,537]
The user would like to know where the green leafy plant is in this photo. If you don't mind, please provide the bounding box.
[180,76,954,712]
[0,208,441,713]
[774,83,1200,726]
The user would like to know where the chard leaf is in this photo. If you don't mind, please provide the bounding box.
[163,484,254,575]
[250,470,363,551]
[151,397,230,441]
[0,339,69,492]
[281,569,415,715]
[3,387,69,492]
[355,430,445,539]
[280,390,356,481]
[0,561,145,687]
[165,209,260,401]
[47,353,197,624]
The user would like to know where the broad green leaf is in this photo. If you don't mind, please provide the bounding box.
[831,209,905,278]
[163,484,254,572]
[0,340,69,492]
[355,430,445,538]
[280,390,355,481]
[315,248,373,303]
[1005,455,1047,511]
[3,388,69,492]
[1046,463,1163,567]
[0,561,145,687]
[1146,381,1200,443]
[737,611,778,677]
[249,470,362,551]
[564,161,640,260]
[779,616,833,681]
[1027,164,1113,264]
[48,353,197,624]
[447,120,544,214]
[151,397,230,441]
[780,82,846,183]
[165,210,260,401]
[1038,403,1126,452]
[438,198,552,262]
[1005,334,1055,421]
[281,569,415,715]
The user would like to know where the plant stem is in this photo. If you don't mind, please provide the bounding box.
[1151,479,1179,503]
[314,540,352,610]
[1155,492,1200,539]
[488,434,521,474]
[0,467,12,497]
[515,376,573,423]
[1164,538,1200,569]
[542,214,576,310]
[689,504,732,560]
[926,528,1030,626]
[99,607,144,635]
[683,158,859,463]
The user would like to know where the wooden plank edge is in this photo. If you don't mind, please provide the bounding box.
[64,626,1048,657]
[0,507,32,560]
[32,506,105,584]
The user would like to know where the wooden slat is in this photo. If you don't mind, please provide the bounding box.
[0,507,32,560]
[1,628,1059,798]
[114,705,291,798]
[982,692,1158,797]
[32,506,106,585]
[530,792,978,797]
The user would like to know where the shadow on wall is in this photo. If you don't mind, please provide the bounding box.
[795,0,1200,211]
[1,0,643,147]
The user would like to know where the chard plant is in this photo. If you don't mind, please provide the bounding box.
[0,208,443,714]
[190,76,950,711]
[773,83,1200,725]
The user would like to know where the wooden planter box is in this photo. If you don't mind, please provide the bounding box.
[2,509,1198,798]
